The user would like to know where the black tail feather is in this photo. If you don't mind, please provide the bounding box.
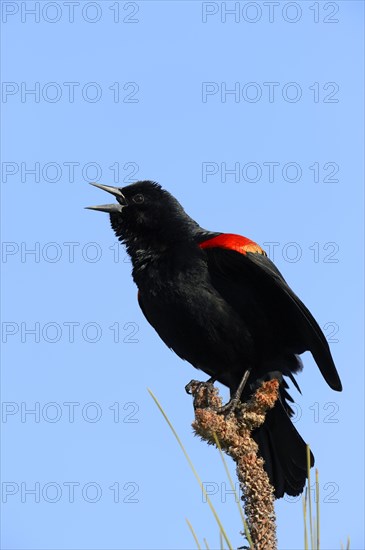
[252,399,314,498]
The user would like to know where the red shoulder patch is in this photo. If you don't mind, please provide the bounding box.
[199,233,266,256]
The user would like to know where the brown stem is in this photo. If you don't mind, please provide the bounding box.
[187,379,279,550]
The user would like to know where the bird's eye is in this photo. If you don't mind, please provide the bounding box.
[132,193,144,204]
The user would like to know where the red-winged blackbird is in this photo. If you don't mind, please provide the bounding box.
[87,180,342,498]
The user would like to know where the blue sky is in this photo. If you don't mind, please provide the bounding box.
[1,1,364,549]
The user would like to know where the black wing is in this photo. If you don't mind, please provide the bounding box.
[202,245,342,391]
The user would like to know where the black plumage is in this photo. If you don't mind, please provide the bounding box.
[87,180,342,498]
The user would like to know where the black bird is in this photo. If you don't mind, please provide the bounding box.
[87,180,342,498]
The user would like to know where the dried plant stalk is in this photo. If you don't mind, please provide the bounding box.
[186,379,279,550]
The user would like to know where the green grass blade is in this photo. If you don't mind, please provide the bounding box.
[303,489,308,550]
[219,530,224,550]
[203,538,210,550]
[212,432,253,548]
[315,468,320,550]
[186,517,201,549]
[346,536,350,549]
[148,388,233,550]
[306,445,314,549]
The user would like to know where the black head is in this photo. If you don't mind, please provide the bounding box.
[86,180,199,245]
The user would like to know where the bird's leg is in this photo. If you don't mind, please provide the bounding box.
[217,368,251,415]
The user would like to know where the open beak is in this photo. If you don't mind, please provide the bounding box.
[85,182,127,213]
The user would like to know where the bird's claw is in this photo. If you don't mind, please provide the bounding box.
[185,379,202,395]
[185,377,215,395]
[185,378,216,409]
[217,368,252,416]
[216,396,241,416]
